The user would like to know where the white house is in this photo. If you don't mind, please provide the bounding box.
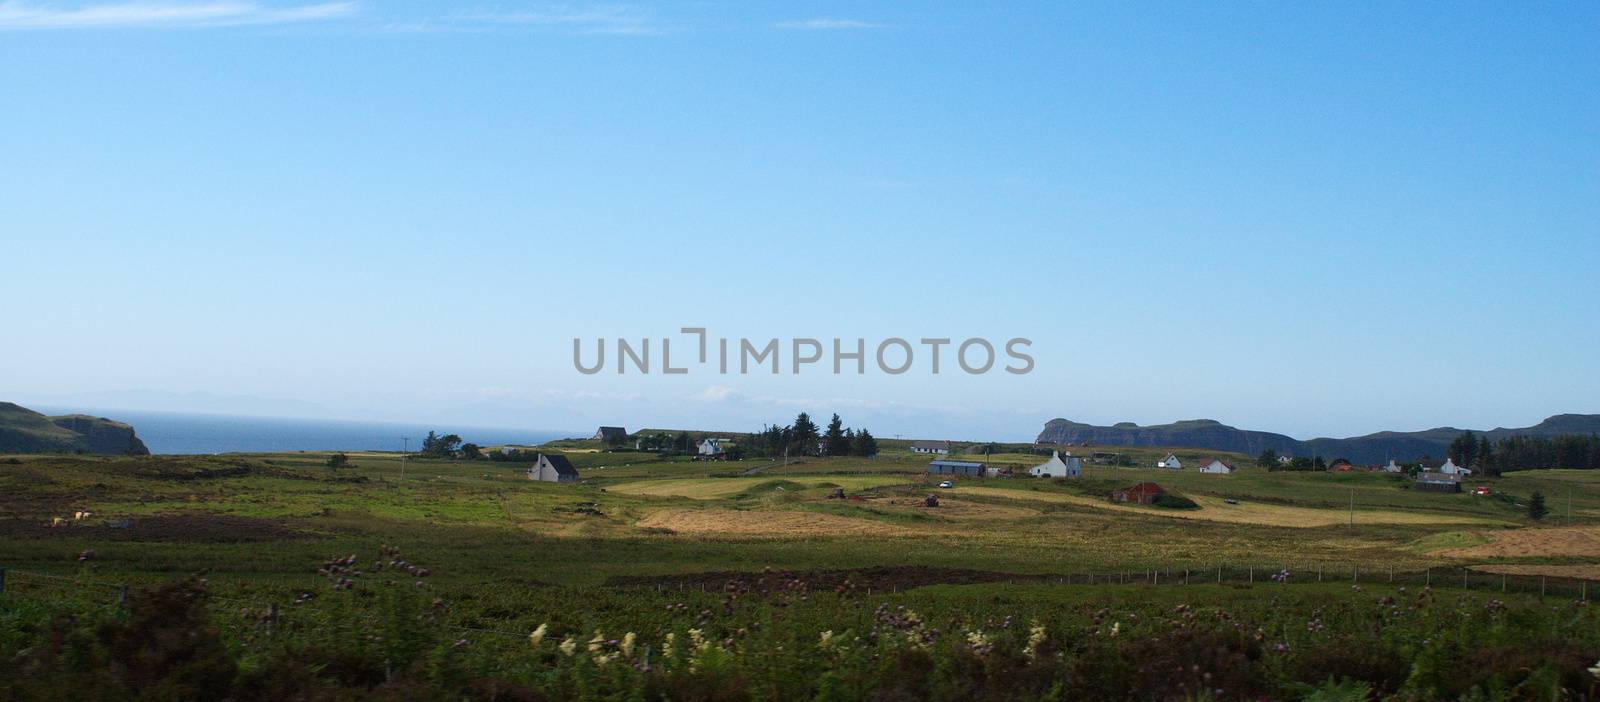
[1384,459,1404,473]
[1197,458,1235,474]
[1030,451,1083,478]
[910,440,951,455]
[1157,453,1183,469]
[1439,458,1472,476]
[529,453,579,483]
[698,438,730,456]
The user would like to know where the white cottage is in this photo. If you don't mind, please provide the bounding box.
[910,440,951,455]
[1157,453,1183,469]
[1030,451,1082,478]
[1197,458,1235,474]
[1439,458,1472,476]
[529,453,580,483]
[1384,459,1404,473]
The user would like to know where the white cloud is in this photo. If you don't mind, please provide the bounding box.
[0,1,357,29]
[774,18,879,30]
[446,5,660,35]
[691,385,739,402]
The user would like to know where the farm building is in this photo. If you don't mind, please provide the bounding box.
[1157,453,1183,469]
[1438,458,1472,476]
[1328,459,1353,472]
[1111,482,1166,504]
[1384,459,1404,473]
[1030,451,1082,478]
[529,453,579,483]
[910,440,951,455]
[697,438,736,457]
[1197,458,1235,474]
[927,460,985,477]
[1415,474,1462,493]
[592,426,629,443]
[1090,451,1122,465]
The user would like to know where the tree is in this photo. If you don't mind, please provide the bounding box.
[419,431,463,458]
[460,443,483,461]
[1256,449,1279,469]
[823,414,850,456]
[1448,431,1478,470]
[326,452,349,469]
[674,431,693,454]
[852,429,879,457]
[1528,492,1548,520]
[1312,456,1327,472]
[791,412,820,456]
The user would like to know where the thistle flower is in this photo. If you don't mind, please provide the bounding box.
[528,623,547,648]
[559,637,577,657]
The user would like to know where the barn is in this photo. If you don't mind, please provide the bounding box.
[592,426,629,443]
[927,460,985,477]
[1111,482,1166,504]
[529,453,580,483]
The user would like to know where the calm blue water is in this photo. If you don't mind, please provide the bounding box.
[37,407,575,455]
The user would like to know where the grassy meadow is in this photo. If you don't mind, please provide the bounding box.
[3,446,1599,699]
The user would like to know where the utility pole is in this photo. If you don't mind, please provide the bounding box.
[400,437,410,481]
[1349,487,1355,527]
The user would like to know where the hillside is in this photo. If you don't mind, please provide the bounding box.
[1037,414,1600,464]
[0,401,149,455]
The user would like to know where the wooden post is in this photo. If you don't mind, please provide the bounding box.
[268,603,278,635]
[0,568,5,594]
[1388,566,1393,582]
[1353,566,1358,583]
[1318,564,1323,582]
[1217,566,1222,584]
[1249,566,1253,584]
[1184,569,1189,585]
[1501,574,1506,592]
[118,585,128,609]
[1541,577,1546,598]
[1463,568,1468,589]
[1426,569,1430,587]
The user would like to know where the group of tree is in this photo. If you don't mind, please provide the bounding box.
[1263,451,1329,472]
[1449,431,1600,475]
[745,412,878,458]
[412,431,486,460]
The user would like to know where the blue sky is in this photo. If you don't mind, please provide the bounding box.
[2,1,1597,442]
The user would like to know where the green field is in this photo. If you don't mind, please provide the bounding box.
[3,450,1598,699]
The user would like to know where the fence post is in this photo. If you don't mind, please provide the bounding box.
[1353,566,1358,583]
[1541,577,1546,599]
[1249,567,1253,584]
[118,585,128,610]
[0,568,5,594]
[1425,569,1430,587]
[1318,564,1323,582]
[268,603,278,636]
[1184,569,1189,585]
[1389,566,1393,583]
[1463,569,1468,590]
[1501,574,1506,592]
[1217,566,1222,584]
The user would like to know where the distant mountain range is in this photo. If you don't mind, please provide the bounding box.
[0,402,149,455]
[1035,414,1600,464]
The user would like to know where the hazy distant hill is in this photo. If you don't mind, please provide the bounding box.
[0,402,149,455]
[1036,414,1600,464]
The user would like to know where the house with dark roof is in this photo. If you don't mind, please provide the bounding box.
[529,453,579,483]
[592,426,628,444]
[910,440,951,455]
[1112,482,1166,504]
[1197,458,1235,474]
[1030,451,1082,478]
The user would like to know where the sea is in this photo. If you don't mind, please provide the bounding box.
[36,407,575,455]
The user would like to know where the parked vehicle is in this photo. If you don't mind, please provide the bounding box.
[938,480,954,489]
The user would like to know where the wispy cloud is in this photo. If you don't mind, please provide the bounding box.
[0,1,357,29]
[413,5,661,35]
[774,17,879,30]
